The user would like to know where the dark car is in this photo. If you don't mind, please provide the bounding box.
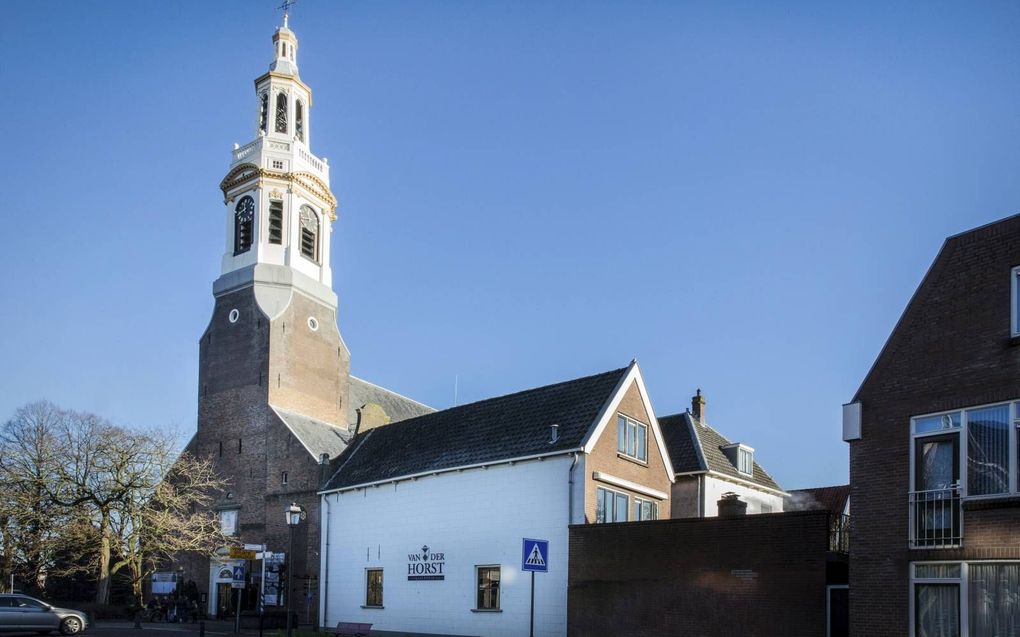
[0,595,88,635]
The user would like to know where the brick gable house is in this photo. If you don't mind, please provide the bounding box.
[844,214,1020,636]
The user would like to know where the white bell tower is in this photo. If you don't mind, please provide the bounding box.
[215,14,338,313]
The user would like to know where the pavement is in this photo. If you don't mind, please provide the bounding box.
[75,621,472,637]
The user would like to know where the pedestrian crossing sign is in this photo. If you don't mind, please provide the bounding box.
[522,538,549,572]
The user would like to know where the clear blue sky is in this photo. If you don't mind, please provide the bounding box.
[4,1,1020,490]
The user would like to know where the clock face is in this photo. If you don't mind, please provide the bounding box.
[235,196,255,221]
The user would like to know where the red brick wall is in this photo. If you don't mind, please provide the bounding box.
[568,511,838,637]
[850,215,1020,636]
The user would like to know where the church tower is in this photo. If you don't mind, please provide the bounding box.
[200,14,350,431]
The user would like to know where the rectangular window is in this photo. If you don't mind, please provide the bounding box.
[616,415,648,462]
[967,404,1010,495]
[911,562,1020,637]
[760,503,773,514]
[219,509,238,536]
[476,565,500,610]
[912,402,1020,503]
[634,498,658,521]
[238,438,242,454]
[365,569,383,607]
[281,472,288,486]
[1013,266,1020,336]
[596,486,629,523]
[738,448,754,474]
[268,202,283,244]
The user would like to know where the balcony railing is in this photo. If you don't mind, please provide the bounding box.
[829,513,850,553]
[908,486,962,549]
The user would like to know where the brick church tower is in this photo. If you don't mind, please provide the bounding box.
[188,14,350,622]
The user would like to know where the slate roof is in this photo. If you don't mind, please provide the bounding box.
[324,366,630,491]
[347,376,435,428]
[271,377,434,461]
[786,484,850,514]
[658,412,784,493]
[272,405,352,460]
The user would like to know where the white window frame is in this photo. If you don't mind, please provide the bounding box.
[910,400,1020,501]
[616,415,648,463]
[595,486,630,523]
[633,497,658,521]
[908,560,1020,637]
[1012,266,1020,337]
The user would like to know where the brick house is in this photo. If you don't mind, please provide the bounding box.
[844,214,1020,636]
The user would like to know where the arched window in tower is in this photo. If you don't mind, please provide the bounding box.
[259,93,268,133]
[275,92,288,133]
[295,100,304,142]
[234,196,255,255]
[299,205,319,262]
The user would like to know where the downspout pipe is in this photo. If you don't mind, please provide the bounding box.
[567,452,580,525]
[322,494,331,629]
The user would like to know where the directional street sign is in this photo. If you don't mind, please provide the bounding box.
[231,565,245,589]
[521,538,549,573]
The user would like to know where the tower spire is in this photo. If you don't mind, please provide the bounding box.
[278,0,296,28]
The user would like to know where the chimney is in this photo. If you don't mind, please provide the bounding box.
[717,492,747,518]
[692,388,706,424]
[318,453,331,488]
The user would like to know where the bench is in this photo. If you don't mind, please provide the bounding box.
[336,621,373,637]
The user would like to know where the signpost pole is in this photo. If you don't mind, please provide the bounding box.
[529,570,535,637]
[234,588,241,634]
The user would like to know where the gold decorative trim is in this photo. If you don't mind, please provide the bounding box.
[219,163,337,219]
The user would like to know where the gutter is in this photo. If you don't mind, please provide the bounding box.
[322,493,331,628]
[319,447,582,495]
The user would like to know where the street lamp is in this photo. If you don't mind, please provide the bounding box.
[285,503,302,637]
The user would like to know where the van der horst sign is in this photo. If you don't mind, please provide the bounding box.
[407,545,445,581]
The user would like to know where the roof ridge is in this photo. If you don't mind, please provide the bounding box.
[388,366,630,427]
[683,412,708,472]
[350,375,435,410]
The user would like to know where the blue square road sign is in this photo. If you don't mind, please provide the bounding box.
[522,538,549,573]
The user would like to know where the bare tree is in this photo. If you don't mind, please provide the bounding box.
[2,403,229,605]
[0,402,73,593]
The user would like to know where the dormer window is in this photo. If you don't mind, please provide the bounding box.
[616,415,648,463]
[722,443,755,476]
[1012,266,1020,336]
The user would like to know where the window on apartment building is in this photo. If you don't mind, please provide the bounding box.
[912,402,1017,499]
[219,509,238,536]
[595,487,629,523]
[475,565,500,610]
[616,415,648,462]
[281,472,288,486]
[1012,266,1020,336]
[634,498,658,521]
[365,569,383,608]
[912,562,1020,636]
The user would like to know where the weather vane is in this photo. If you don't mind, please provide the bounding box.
[278,0,297,24]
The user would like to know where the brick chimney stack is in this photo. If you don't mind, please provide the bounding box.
[692,388,706,424]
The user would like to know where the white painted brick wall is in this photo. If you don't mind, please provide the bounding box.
[320,456,577,637]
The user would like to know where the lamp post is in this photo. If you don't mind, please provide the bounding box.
[285,503,302,637]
